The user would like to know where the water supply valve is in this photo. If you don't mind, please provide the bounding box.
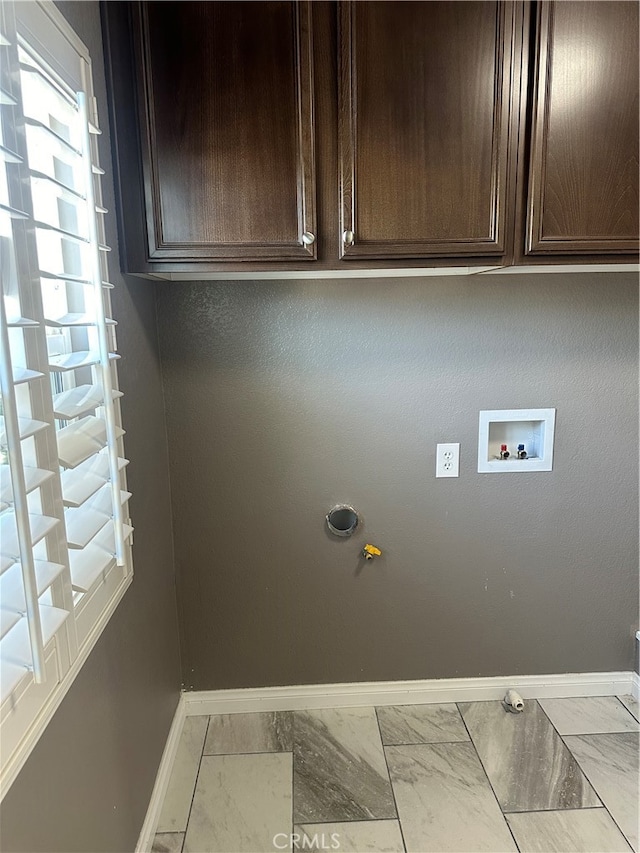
[363,544,382,561]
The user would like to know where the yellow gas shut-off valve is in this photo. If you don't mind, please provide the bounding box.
[363,544,382,561]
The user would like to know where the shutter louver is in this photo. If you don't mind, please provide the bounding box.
[1,0,133,793]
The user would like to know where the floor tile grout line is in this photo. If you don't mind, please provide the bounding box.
[288,750,293,853]
[382,737,470,747]
[503,805,608,814]
[180,714,211,850]
[375,706,408,853]
[292,711,298,834]
[203,749,294,757]
[455,700,522,853]
[554,728,637,851]
[294,816,411,826]
[614,694,640,724]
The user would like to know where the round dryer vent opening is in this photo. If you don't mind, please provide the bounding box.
[326,505,359,537]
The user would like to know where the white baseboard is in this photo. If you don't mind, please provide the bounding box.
[183,670,635,716]
[632,672,640,701]
[136,694,186,853]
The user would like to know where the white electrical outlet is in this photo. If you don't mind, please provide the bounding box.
[436,443,460,478]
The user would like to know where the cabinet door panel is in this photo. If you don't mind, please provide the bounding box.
[339,1,523,259]
[526,1,639,255]
[137,1,316,262]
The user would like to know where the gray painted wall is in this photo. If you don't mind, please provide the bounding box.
[156,273,638,690]
[0,4,181,852]
[0,2,637,848]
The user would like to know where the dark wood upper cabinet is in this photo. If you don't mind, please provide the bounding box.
[338,1,525,260]
[103,0,638,273]
[525,1,639,256]
[128,1,316,263]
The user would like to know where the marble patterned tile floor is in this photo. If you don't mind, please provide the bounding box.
[152,695,638,853]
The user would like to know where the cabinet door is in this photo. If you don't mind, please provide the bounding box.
[525,1,639,256]
[338,1,524,260]
[135,1,316,263]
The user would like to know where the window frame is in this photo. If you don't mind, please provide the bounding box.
[0,0,133,799]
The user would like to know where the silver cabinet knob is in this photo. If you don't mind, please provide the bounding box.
[302,231,315,246]
[343,230,355,246]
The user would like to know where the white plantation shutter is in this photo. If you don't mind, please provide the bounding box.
[0,0,133,796]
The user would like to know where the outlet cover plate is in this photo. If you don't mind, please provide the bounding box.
[436,443,460,478]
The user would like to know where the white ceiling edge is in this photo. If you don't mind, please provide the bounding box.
[134,263,638,282]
